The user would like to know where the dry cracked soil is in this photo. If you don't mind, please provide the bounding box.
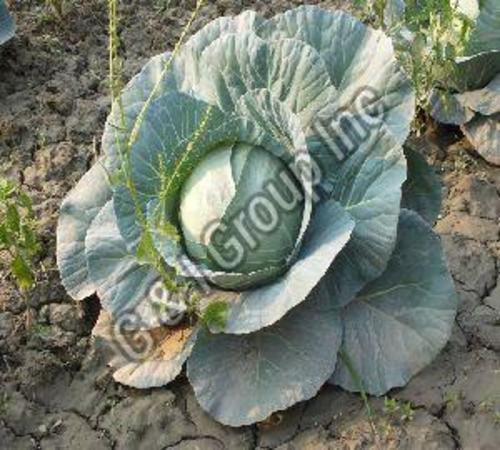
[1,1,499,449]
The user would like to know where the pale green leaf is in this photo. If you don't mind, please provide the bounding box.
[331,210,457,395]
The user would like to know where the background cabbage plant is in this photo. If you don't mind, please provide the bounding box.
[0,0,15,46]
[431,0,500,165]
[57,6,457,427]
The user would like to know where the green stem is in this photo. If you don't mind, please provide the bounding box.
[338,350,379,445]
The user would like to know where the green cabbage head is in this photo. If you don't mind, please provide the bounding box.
[57,6,457,427]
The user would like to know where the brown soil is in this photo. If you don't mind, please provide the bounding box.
[1,1,499,449]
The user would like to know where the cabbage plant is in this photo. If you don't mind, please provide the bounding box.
[0,0,15,46]
[57,6,456,426]
[431,0,500,165]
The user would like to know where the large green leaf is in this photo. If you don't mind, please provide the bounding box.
[331,210,457,395]
[112,184,142,252]
[102,53,172,165]
[462,113,500,166]
[455,51,500,91]
[257,6,415,145]
[401,147,442,224]
[317,126,407,308]
[85,201,162,330]
[56,161,112,300]
[0,0,15,46]
[172,11,263,94]
[468,0,500,55]
[429,89,474,126]
[187,293,343,427]
[93,311,198,388]
[456,74,500,116]
[220,200,354,334]
[195,31,336,127]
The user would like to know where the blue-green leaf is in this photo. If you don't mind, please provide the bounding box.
[429,89,474,126]
[455,51,500,92]
[462,113,500,166]
[331,209,457,395]
[85,201,162,330]
[102,53,172,165]
[317,126,407,308]
[195,31,336,126]
[172,11,264,94]
[401,147,443,224]
[56,161,112,300]
[0,0,15,46]
[93,311,198,388]
[187,293,343,427]
[257,5,415,145]
[456,74,500,116]
[468,0,500,55]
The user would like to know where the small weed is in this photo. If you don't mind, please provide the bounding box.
[200,300,229,331]
[379,419,395,440]
[494,412,500,426]
[383,397,415,422]
[154,0,172,13]
[0,178,40,293]
[31,323,52,339]
[45,0,65,18]
[400,401,415,422]
[355,0,473,134]
[444,391,462,410]
[0,392,9,416]
[383,396,400,414]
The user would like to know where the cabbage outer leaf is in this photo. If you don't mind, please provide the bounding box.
[57,161,112,300]
[456,74,500,116]
[468,0,500,55]
[257,6,415,145]
[103,53,172,165]
[455,51,500,92]
[195,30,337,127]
[331,209,457,395]
[85,201,162,330]
[187,292,342,427]
[429,89,474,126]
[401,147,442,224]
[93,311,198,388]
[171,11,264,94]
[0,0,15,45]
[462,113,500,166]
[317,126,407,308]
[58,53,172,300]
